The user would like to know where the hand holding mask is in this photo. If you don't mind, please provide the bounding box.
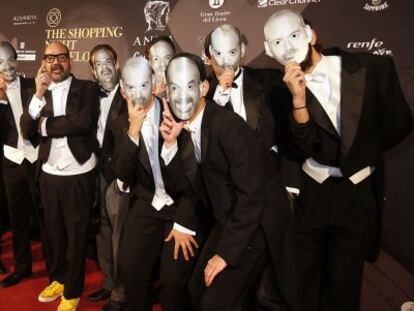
[34,63,51,99]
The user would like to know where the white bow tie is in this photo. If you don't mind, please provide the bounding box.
[305,72,327,83]
[48,81,69,92]
[184,122,197,133]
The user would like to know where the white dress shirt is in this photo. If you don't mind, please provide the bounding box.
[129,99,195,236]
[97,84,119,148]
[3,77,38,164]
[303,55,373,184]
[28,76,97,176]
[213,68,247,120]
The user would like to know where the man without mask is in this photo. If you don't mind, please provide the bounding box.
[21,42,100,311]
[87,44,127,310]
[264,9,413,311]
[145,36,176,99]
[0,41,38,289]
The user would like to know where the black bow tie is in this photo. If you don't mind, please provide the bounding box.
[231,68,242,89]
[99,88,110,99]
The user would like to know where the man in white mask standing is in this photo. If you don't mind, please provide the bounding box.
[264,9,413,311]
[111,56,199,311]
[0,41,38,288]
[21,42,100,311]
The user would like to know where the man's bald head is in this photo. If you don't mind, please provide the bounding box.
[43,42,71,82]
[120,56,153,108]
[263,9,312,66]
[208,24,245,73]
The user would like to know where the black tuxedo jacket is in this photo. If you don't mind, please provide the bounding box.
[111,100,199,232]
[0,77,35,148]
[287,48,413,259]
[20,76,100,166]
[207,66,303,191]
[163,100,268,268]
[98,87,127,183]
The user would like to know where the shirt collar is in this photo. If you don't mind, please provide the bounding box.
[6,76,20,90]
[185,105,205,134]
[48,75,72,91]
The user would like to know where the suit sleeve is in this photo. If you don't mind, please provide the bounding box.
[379,56,413,150]
[111,116,140,186]
[45,81,100,137]
[215,116,265,267]
[20,95,41,146]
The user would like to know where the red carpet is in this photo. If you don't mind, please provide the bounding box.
[0,232,161,311]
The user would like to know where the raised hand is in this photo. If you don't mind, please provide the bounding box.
[218,69,235,90]
[159,97,184,148]
[34,62,51,99]
[127,96,152,139]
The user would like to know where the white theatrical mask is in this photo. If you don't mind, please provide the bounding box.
[120,57,153,108]
[0,44,17,82]
[92,49,118,91]
[166,57,203,121]
[209,25,245,72]
[264,9,312,65]
[149,40,175,84]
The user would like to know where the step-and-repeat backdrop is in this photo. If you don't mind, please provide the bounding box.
[1,0,413,273]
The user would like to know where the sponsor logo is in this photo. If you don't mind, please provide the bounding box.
[46,8,62,28]
[16,41,36,62]
[209,0,225,9]
[12,14,38,26]
[363,0,389,12]
[257,0,320,8]
[346,37,393,56]
[144,0,170,32]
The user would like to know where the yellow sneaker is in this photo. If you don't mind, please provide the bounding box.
[58,296,80,311]
[38,281,64,302]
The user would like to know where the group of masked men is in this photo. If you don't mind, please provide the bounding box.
[0,9,412,311]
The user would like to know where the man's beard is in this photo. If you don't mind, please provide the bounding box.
[300,44,313,72]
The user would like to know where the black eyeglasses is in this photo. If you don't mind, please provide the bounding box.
[44,53,69,63]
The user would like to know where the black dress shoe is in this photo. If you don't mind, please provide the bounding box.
[101,300,124,311]
[0,261,8,275]
[88,288,111,302]
[0,271,32,287]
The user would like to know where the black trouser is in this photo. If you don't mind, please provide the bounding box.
[295,173,378,311]
[96,174,126,302]
[2,158,38,274]
[119,202,197,311]
[39,170,96,299]
[189,226,267,311]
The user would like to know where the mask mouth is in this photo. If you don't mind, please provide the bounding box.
[132,96,148,107]
[101,68,114,77]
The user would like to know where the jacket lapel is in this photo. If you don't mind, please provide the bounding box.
[306,88,340,140]
[201,100,212,165]
[339,53,366,160]
[65,77,79,115]
[242,68,260,130]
